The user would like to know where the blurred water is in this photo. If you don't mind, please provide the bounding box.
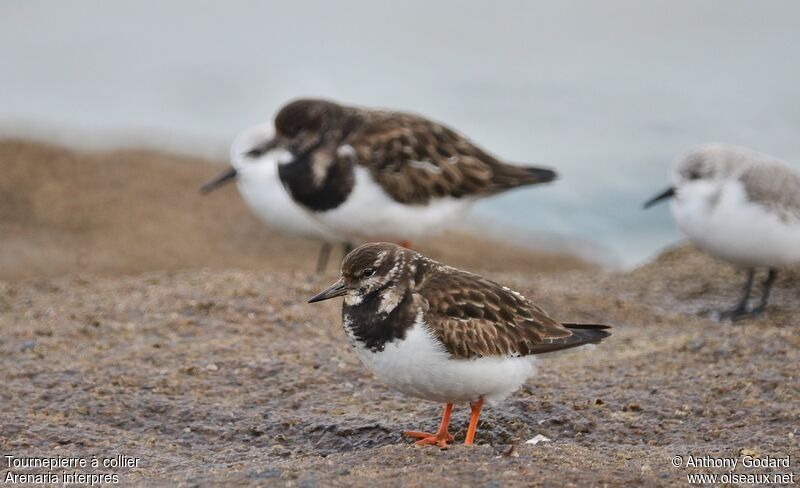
[2,0,799,266]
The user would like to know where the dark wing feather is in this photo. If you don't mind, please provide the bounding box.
[419,268,591,359]
[345,111,555,204]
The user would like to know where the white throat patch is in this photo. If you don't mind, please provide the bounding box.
[344,292,363,306]
[378,287,403,314]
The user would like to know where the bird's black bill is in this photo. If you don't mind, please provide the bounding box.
[308,279,348,303]
[199,167,237,194]
[643,187,676,209]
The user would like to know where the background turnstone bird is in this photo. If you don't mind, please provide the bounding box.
[236,98,557,248]
[200,122,352,271]
[644,143,800,321]
[308,242,611,448]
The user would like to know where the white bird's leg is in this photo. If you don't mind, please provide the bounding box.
[720,269,755,322]
[316,242,332,273]
[750,268,778,317]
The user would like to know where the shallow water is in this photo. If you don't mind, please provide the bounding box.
[2,0,799,266]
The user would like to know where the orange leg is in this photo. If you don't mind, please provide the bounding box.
[464,397,483,446]
[399,240,413,249]
[403,403,454,449]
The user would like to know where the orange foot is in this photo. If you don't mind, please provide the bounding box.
[403,430,454,449]
[403,403,454,449]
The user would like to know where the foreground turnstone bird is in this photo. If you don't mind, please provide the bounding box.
[308,243,611,448]
[215,98,557,247]
[201,122,352,271]
[645,143,800,321]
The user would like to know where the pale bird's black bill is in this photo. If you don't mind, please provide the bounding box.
[199,167,237,194]
[308,279,348,303]
[643,187,676,209]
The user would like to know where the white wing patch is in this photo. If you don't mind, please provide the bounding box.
[408,160,443,174]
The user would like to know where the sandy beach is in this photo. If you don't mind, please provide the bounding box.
[1,140,798,486]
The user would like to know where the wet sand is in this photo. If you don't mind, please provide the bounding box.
[1,140,798,486]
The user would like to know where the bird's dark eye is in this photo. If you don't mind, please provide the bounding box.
[688,170,702,180]
[362,268,375,278]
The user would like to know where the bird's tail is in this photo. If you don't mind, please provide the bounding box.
[528,323,611,358]
[561,323,611,345]
[490,163,558,191]
[522,166,558,184]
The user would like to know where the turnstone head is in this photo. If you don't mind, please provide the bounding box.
[309,242,611,448]
[223,98,559,245]
[644,143,800,321]
[199,122,351,272]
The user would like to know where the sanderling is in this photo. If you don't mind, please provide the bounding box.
[645,143,800,321]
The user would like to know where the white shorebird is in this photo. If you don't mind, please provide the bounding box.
[201,122,352,271]
[645,143,800,321]
[308,243,610,448]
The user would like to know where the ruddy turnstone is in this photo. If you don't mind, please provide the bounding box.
[645,143,800,321]
[308,242,611,448]
[234,98,557,247]
[200,122,352,271]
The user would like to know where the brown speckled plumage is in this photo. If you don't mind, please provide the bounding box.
[349,111,556,204]
[335,243,610,359]
[419,267,577,358]
[258,98,557,210]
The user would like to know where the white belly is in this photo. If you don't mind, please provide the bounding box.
[346,315,536,405]
[236,164,344,242]
[314,167,473,242]
[671,180,800,267]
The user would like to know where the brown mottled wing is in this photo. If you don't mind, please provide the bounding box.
[419,267,578,359]
[344,112,553,204]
